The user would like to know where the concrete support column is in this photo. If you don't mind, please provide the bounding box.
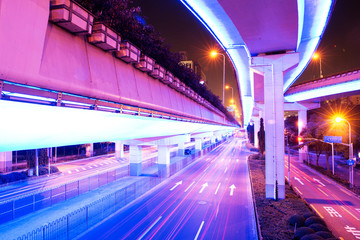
[298,110,308,162]
[252,53,299,200]
[129,145,142,176]
[115,141,124,160]
[0,151,12,173]
[86,143,94,157]
[253,117,260,148]
[158,145,171,165]
[195,138,203,152]
[177,141,185,156]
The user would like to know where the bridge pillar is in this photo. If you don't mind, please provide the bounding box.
[158,145,171,166]
[0,151,12,173]
[115,141,124,160]
[211,136,217,145]
[129,145,142,176]
[298,110,308,162]
[252,52,299,200]
[194,138,203,152]
[86,143,94,157]
[177,141,185,157]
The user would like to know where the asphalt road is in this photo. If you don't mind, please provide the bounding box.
[77,138,258,240]
[286,155,360,240]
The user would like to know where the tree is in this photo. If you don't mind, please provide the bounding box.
[284,115,299,146]
[258,118,265,156]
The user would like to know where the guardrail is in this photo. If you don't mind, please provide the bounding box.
[0,167,129,225]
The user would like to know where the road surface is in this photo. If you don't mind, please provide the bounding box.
[286,155,360,239]
[78,138,258,240]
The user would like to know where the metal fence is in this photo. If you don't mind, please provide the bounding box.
[0,167,129,225]
[15,176,162,240]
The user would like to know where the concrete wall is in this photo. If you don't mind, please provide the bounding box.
[0,0,228,124]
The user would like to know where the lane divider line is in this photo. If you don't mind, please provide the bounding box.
[310,204,324,219]
[341,206,360,221]
[215,183,221,195]
[138,216,162,240]
[185,181,195,193]
[194,221,205,240]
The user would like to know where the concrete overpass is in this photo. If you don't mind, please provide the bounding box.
[0,0,237,175]
[180,0,336,199]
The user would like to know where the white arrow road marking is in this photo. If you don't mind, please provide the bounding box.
[314,178,326,186]
[229,184,236,196]
[215,183,221,195]
[185,181,195,192]
[170,181,183,191]
[294,177,304,185]
[194,221,205,240]
[199,183,208,193]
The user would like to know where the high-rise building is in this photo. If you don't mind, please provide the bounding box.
[178,51,206,84]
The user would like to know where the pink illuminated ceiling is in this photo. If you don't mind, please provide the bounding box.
[219,0,298,55]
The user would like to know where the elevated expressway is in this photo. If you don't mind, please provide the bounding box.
[0,0,237,175]
[180,0,336,199]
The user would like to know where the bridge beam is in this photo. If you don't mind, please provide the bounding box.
[252,52,299,200]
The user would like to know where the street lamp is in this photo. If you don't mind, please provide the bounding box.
[210,50,226,104]
[225,85,235,117]
[313,53,323,78]
[335,116,354,187]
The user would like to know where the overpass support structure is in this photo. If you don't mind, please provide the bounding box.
[251,52,299,200]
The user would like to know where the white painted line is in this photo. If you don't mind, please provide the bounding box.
[105,162,109,165]
[194,221,205,240]
[82,168,86,170]
[229,184,236,196]
[294,177,304,185]
[138,216,162,240]
[75,169,80,172]
[170,181,183,191]
[203,166,209,172]
[88,166,93,169]
[224,167,227,174]
[185,181,195,192]
[215,183,221,195]
[236,159,239,162]
[67,171,72,174]
[94,165,98,167]
[99,163,103,166]
[313,178,326,186]
[199,183,208,194]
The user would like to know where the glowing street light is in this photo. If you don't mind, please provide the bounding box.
[210,50,226,104]
[313,52,323,78]
[335,116,354,187]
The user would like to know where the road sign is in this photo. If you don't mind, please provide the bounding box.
[324,136,342,143]
[347,159,355,166]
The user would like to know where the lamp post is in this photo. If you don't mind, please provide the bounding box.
[313,53,323,78]
[210,51,226,104]
[335,117,354,187]
[225,85,235,117]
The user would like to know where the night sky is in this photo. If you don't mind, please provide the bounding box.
[132,0,360,111]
